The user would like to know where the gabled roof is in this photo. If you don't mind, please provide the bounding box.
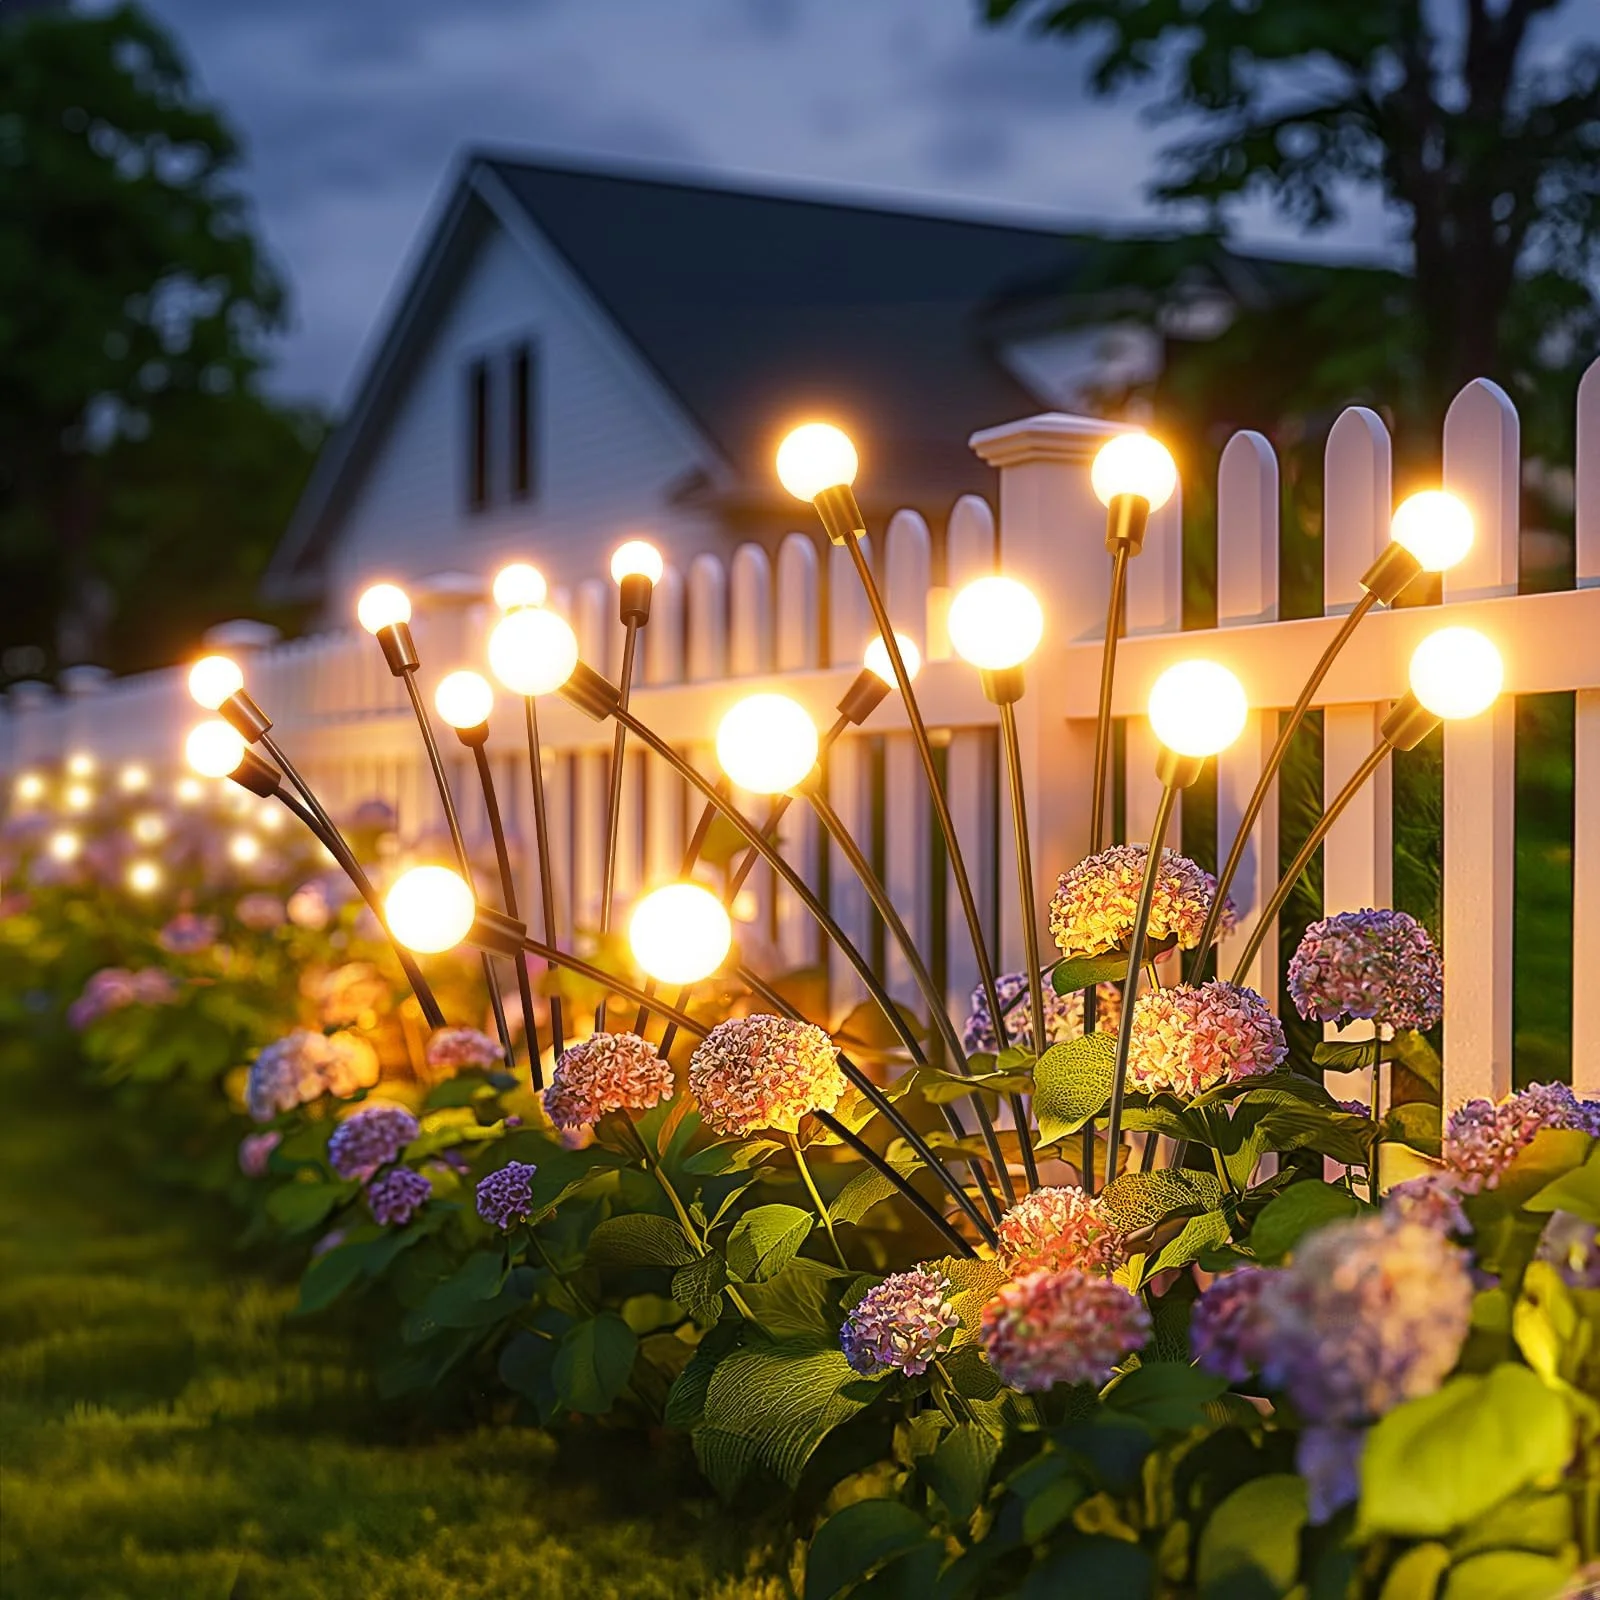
[269,150,1280,598]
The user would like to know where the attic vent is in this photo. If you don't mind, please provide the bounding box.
[465,342,538,513]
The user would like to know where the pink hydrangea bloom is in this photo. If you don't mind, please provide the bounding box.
[995,1186,1125,1277]
[688,1014,846,1136]
[235,893,286,931]
[1444,1081,1600,1189]
[840,1268,960,1377]
[1384,1173,1471,1236]
[367,1167,432,1226]
[1125,980,1286,1097]
[327,1104,420,1181]
[979,1268,1150,1392]
[237,1131,282,1178]
[960,971,1122,1055]
[1049,844,1232,958]
[424,1026,505,1074]
[158,912,219,956]
[1190,1266,1275,1383]
[286,882,332,930]
[67,966,178,1029]
[543,1031,673,1129]
[245,1029,379,1121]
[309,962,389,1026]
[1288,908,1443,1031]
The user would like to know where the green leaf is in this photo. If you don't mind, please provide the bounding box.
[552,1313,638,1414]
[727,1204,814,1282]
[921,1422,999,1522]
[672,1253,729,1322]
[1150,1209,1233,1278]
[1524,1145,1600,1223]
[1051,951,1134,993]
[1100,1168,1222,1231]
[586,1213,699,1269]
[413,1248,507,1331]
[497,1327,559,1416]
[1376,1542,1451,1600]
[1033,1032,1117,1142]
[1440,1552,1575,1600]
[803,1498,931,1600]
[1494,1130,1595,1209]
[1314,1038,1389,1071]
[1196,1474,1307,1597]
[1512,1261,1587,1387]
[681,1138,783,1176]
[834,998,925,1055]
[1390,1029,1443,1091]
[738,1258,852,1340]
[1251,1100,1375,1166]
[266,1178,352,1236]
[1019,1536,1153,1598]
[929,1256,1010,1335]
[1104,1361,1228,1432]
[1248,1181,1364,1264]
[919,1066,1036,1105]
[829,1158,919,1226]
[293,1222,429,1315]
[1358,1365,1576,1539]
[1383,1101,1443,1160]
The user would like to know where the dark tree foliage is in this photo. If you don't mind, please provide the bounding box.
[0,3,323,677]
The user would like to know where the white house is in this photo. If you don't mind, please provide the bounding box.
[267,150,1276,622]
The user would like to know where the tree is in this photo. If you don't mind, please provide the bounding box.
[0,3,322,676]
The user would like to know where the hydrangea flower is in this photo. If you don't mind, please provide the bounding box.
[367,1166,432,1227]
[1125,980,1286,1097]
[960,971,1122,1056]
[425,1026,504,1074]
[1536,1211,1600,1290]
[1049,844,1232,958]
[1288,908,1443,1031]
[309,962,389,1027]
[235,893,286,931]
[840,1268,960,1377]
[158,912,220,956]
[237,1131,281,1178]
[67,966,179,1029]
[476,1160,540,1230]
[327,1104,420,1181]
[1384,1173,1471,1236]
[1297,1426,1365,1525]
[286,882,332,931]
[245,1029,379,1121]
[1262,1217,1473,1425]
[995,1186,1125,1277]
[1190,1266,1275,1383]
[979,1268,1150,1392]
[1443,1081,1600,1189]
[544,1031,674,1129]
[688,1014,847,1136]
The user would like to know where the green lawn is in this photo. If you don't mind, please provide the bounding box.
[0,1043,783,1600]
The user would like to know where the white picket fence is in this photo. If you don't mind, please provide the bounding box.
[5,363,1598,1108]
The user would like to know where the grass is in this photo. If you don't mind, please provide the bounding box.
[0,1041,784,1599]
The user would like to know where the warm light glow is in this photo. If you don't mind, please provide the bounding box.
[64,783,93,812]
[629,883,732,984]
[357,583,412,634]
[776,422,859,501]
[1391,490,1474,573]
[715,693,819,793]
[131,812,167,846]
[1408,627,1503,720]
[492,561,548,612]
[127,860,162,895]
[487,607,579,696]
[385,865,477,954]
[186,720,246,779]
[731,888,760,923]
[228,832,262,866]
[434,669,495,730]
[118,763,150,794]
[947,576,1045,671]
[175,776,205,805]
[863,632,922,683]
[257,803,285,833]
[66,752,94,779]
[1091,432,1179,511]
[13,772,45,806]
[1147,660,1249,759]
[188,654,244,710]
[610,540,664,586]
[47,829,81,863]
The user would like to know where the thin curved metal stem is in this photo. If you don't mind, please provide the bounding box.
[807,785,1015,1210]
[1195,593,1377,973]
[596,619,642,1028]
[843,536,1006,1045]
[470,742,543,1087]
[996,702,1044,1192]
[1104,782,1179,1186]
[400,669,513,1063]
[1229,739,1390,985]
[1091,543,1129,854]
[523,696,564,1059]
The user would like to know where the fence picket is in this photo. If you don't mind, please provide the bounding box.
[1575,361,1600,1092]
[775,534,821,970]
[827,537,873,1019]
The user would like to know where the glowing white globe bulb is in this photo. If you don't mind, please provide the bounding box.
[385,864,477,954]
[1391,490,1474,573]
[118,764,150,794]
[863,632,922,684]
[1147,660,1249,758]
[47,829,81,863]
[14,773,45,805]
[629,883,732,984]
[487,607,580,697]
[715,693,820,794]
[66,752,94,779]
[1091,433,1178,511]
[188,654,244,710]
[64,783,93,812]
[1408,627,1502,720]
[186,720,246,779]
[776,422,858,501]
[357,583,412,634]
[947,576,1045,671]
[127,860,162,894]
[610,540,664,586]
[492,561,548,612]
[434,669,495,730]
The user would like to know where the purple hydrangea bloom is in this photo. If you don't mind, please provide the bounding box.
[237,1131,281,1178]
[158,912,220,956]
[67,966,178,1030]
[1287,909,1443,1031]
[327,1104,420,1181]
[1297,1426,1365,1525]
[1384,1173,1471,1236]
[1191,1266,1275,1383]
[960,971,1123,1056]
[840,1268,960,1377]
[1444,1081,1600,1189]
[475,1160,539,1230]
[367,1167,432,1227]
[425,1026,504,1075]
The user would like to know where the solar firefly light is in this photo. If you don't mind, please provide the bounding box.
[12,771,46,807]
[1102,661,1250,1181]
[1194,488,1476,971]
[1227,625,1503,984]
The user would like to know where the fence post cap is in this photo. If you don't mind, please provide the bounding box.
[202,619,282,651]
[969,412,1141,469]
